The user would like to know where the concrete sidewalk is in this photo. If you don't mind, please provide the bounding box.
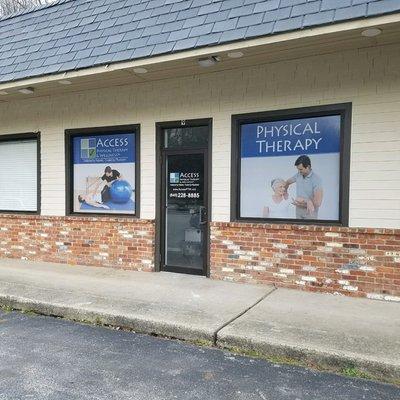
[0,259,399,383]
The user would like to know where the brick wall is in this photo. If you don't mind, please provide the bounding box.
[210,222,400,301]
[0,215,399,301]
[0,214,155,271]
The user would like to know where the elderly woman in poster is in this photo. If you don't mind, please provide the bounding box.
[262,178,292,219]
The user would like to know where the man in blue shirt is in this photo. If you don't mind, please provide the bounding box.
[285,155,323,219]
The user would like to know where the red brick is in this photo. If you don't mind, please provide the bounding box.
[210,222,400,299]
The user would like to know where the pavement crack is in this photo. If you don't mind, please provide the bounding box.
[212,286,277,345]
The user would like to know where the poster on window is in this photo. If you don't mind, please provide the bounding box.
[72,132,136,214]
[240,115,341,221]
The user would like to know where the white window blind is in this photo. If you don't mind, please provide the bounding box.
[0,139,38,212]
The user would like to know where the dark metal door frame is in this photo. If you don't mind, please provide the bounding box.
[155,119,212,277]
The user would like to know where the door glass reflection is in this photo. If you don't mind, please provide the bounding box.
[165,153,204,270]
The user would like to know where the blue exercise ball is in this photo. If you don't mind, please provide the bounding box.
[109,180,132,203]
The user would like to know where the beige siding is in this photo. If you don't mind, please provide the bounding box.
[0,42,399,228]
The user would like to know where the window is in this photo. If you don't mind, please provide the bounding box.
[231,104,351,225]
[65,125,140,216]
[0,133,39,213]
[164,126,209,149]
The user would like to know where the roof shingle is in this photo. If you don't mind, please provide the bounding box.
[0,0,399,84]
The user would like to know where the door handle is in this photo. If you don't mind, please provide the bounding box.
[199,206,207,225]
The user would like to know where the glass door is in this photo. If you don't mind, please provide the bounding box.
[162,151,207,274]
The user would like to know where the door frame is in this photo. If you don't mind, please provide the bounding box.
[155,118,212,277]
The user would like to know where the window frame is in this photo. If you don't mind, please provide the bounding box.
[0,132,41,215]
[65,125,140,218]
[231,103,352,226]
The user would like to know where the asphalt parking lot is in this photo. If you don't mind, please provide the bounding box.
[0,311,398,400]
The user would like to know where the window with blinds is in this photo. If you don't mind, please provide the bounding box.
[0,138,38,212]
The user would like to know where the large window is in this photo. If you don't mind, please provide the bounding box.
[231,104,351,225]
[0,133,39,213]
[66,125,140,216]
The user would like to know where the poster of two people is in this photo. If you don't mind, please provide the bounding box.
[240,115,341,221]
[72,132,136,214]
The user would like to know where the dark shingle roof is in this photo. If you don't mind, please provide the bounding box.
[0,0,399,84]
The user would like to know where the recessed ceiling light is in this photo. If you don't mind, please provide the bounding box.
[0,90,8,95]
[227,51,244,59]
[198,56,220,67]
[58,80,72,85]
[18,87,35,94]
[361,28,382,37]
[133,67,148,74]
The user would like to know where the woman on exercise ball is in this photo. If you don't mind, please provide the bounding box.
[77,166,118,209]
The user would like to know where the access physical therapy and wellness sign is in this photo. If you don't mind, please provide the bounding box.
[168,171,201,200]
[240,115,341,221]
[72,132,136,214]
[73,134,135,164]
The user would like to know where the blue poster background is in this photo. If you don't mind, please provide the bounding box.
[73,133,135,164]
[241,115,340,158]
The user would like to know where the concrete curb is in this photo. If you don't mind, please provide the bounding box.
[216,335,400,385]
[1,293,399,386]
[0,294,215,343]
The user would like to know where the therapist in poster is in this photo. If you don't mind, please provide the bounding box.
[72,132,136,214]
[240,115,341,221]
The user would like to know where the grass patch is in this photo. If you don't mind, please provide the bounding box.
[189,338,214,348]
[20,309,39,316]
[223,345,307,368]
[0,304,14,313]
[341,366,373,380]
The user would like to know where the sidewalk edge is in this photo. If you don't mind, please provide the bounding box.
[216,334,400,386]
[0,294,215,343]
